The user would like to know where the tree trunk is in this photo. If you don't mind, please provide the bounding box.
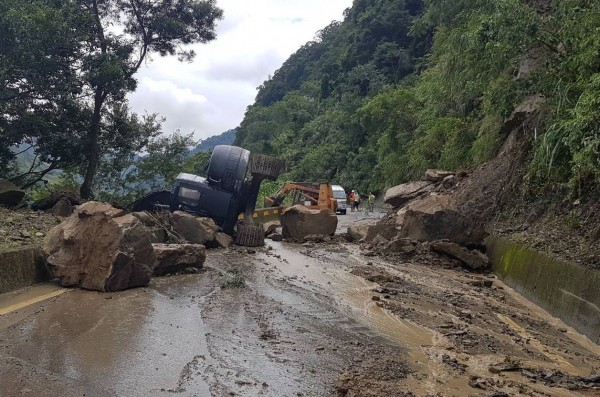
[80,90,104,199]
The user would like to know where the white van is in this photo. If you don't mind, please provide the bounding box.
[331,185,347,214]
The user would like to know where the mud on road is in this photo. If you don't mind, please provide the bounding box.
[1,211,599,397]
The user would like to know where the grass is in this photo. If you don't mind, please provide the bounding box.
[221,269,246,289]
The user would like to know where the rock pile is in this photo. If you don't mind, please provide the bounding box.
[43,203,236,291]
[350,169,491,271]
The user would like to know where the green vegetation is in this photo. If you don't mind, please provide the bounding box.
[236,0,600,198]
[2,0,599,203]
[221,269,246,289]
[0,0,223,198]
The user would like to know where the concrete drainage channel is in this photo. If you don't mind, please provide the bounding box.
[487,236,600,345]
[2,236,599,348]
[0,246,50,294]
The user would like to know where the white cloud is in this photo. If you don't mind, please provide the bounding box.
[127,0,353,142]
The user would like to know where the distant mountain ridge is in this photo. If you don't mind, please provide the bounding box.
[190,129,236,154]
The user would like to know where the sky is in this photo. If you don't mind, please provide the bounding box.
[127,0,354,144]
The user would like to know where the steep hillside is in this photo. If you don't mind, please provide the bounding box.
[235,0,428,192]
[235,0,600,201]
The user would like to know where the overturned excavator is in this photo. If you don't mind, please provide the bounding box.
[132,145,284,247]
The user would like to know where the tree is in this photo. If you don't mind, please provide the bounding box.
[94,130,196,206]
[78,0,223,198]
[0,0,90,182]
[0,0,223,197]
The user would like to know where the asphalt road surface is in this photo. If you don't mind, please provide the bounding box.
[1,211,599,396]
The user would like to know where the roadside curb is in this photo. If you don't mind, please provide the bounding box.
[0,246,51,294]
[487,236,600,345]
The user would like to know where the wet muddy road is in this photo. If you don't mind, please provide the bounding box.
[1,211,599,396]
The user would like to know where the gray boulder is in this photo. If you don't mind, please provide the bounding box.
[171,211,218,244]
[51,198,75,217]
[386,238,417,255]
[213,232,233,248]
[424,169,454,183]
[384,181,435,208]
[430,241,489,270]
[400,209,487,245]
[152,243,206,276]
[347,225,369,242]
[365,223,398,242]
[398,194,487,245]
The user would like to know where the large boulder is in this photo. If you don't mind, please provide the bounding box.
[386,237,417,255]
[43,201,155,292]
[430,241,489,270]
[396,194,453,225]
[51,198,75,217]
[32,188,81,211]
[398,194,488,244]
[281,205,338,240]
[131,211,158,227]
[171,211,218,244]
[347,225,369,242]
[384,181,435,208]
[263,221,280,236]
[152,244,206,276]
[364,223,399,242]
[424,169,454,183]
[0,180,25,207]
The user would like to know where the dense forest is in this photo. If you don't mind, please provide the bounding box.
[235,0,600,197]
[1,0,599,204]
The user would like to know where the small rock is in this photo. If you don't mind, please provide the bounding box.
[35,232,45,238]
[363,251,376,257]
[469,279,494,288]
[20,230,31,238]
[303,234,325,243]
[0,229,7,235]
[213,232,233,249]
[269,232,284,242]
[247,249,256,254]
[372,296,381,301]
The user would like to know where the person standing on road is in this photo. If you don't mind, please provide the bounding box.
[367,192,375,211]
[354,191,361,212]
[348,190,356,212]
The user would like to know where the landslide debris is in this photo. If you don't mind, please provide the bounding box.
[348,169,491,272]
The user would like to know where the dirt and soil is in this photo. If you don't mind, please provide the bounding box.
[450,126,600,270]
[0,206,61,250]
[1,210,599,396]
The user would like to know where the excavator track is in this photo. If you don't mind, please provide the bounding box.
[235,223,265,247]
[248,154,285,181]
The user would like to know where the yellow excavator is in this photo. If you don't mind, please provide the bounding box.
[239,182,338,223]
[264,182,338,212]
